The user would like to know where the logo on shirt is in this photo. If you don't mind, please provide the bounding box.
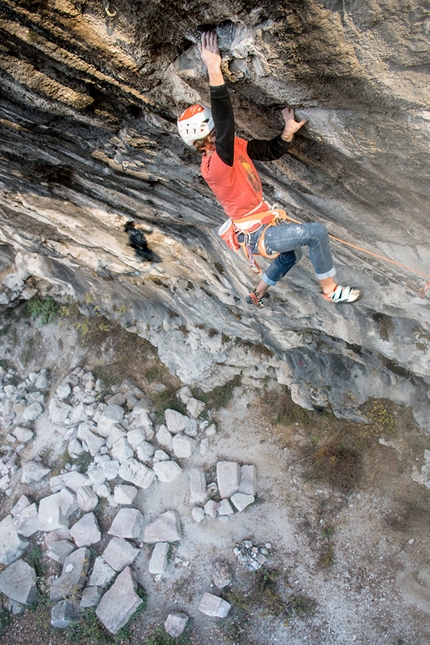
[240,159,262,193]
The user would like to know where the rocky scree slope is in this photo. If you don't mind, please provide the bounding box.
[0,0,429,428]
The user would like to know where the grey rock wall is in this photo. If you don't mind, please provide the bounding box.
[0,1,429,428]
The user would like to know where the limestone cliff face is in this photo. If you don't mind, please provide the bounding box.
[0,0,429,428]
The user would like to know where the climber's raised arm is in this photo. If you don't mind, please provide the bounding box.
[247,107,307,161]
[198,31,234,167]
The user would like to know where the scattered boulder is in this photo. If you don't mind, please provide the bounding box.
[113,484,138,505]
[156,425,173,450]
[96,404,124,437]
[189,468,207,504]
[0,515,29,564]
[80,585,103,608]
[21,461,50,484]
[76,485,99,512]
[51,599,79,628]
[70,513,101,547]
[164,409,189,434]
[143,511,182,543]
[22,401,43,422]
[191,506,205,523]
[46,540,76,564]
[108,508,144,540]
[239,465,256,495]
[211,560,232,589]
[0,559,37,605]
[153,460,182,483]
[164,611,189,637]
[186,397,205,418]
[12,503,39,537]
[102,537,139,571]
[96,566,143,635]
[149,542,169,575]
[231,493,255,513]
[217,462,240,499]
[49,547,91,601]
[172,434,196,459]
[118,458,155,489]
[89,556,116,588]
[218,499,234,516]
[198,592,231,617]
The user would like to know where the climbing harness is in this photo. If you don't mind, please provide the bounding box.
[218,204,290,274]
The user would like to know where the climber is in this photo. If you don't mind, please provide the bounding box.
[177,31,362,308]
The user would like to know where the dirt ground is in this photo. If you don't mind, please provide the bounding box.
[0,301,430,645]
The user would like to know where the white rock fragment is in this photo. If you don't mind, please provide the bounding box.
[96,566,142,635]
[96,404,124,437]
[46,540,76,564]
[0,515,29,564]
[108,509,144,540]
[70,513,101,547]
[217,461,240,499]
[22,401,43,422]
[204,500,219,518]
[113,484,138,505]
[186,397,205,418]
[155,425,173,450]
[136,441,155,463]
[0,559,37,605]
[184,417,198,437]
[239,465,256,495]
[10,495,31,517]
[12,503,39,537]
[76,486,99,512]
[172,434,196,459]
[191,507,205,523]
[89,556,116,588]
[153,460,182,483]
[153,449,170,461]
[164,612,189,638]
[21,461,51,484]
[102,537,139,572]
[102,459,120,480]
[38,494,69,532]
[143,511,182,543]
[218,499,234,516]
[80,586,103,608]
[56,383,72,400]
[189,468,207,504]
[110,437,134,463]
[12,427,34,443]
[126,427,146,449]
[49,399,72,424]
[149,542,169,575]
[57,488,79,517]
[177,386,192,404]
[164,409,189,434]
[230,493,255,512]
[205,424,216,436]
[68,439,85,457]
[118,458,155,489]
[198,592,231,617]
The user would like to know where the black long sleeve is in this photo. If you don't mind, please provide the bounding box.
[210,84,235,167]
[247,135,291,161]
[209,83,291,165]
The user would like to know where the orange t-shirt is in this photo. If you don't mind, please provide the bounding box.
[201,137,270,221]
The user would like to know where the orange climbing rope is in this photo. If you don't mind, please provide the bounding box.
[281,212,430,298]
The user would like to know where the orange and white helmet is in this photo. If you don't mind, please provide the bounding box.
[177,104,214,147]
